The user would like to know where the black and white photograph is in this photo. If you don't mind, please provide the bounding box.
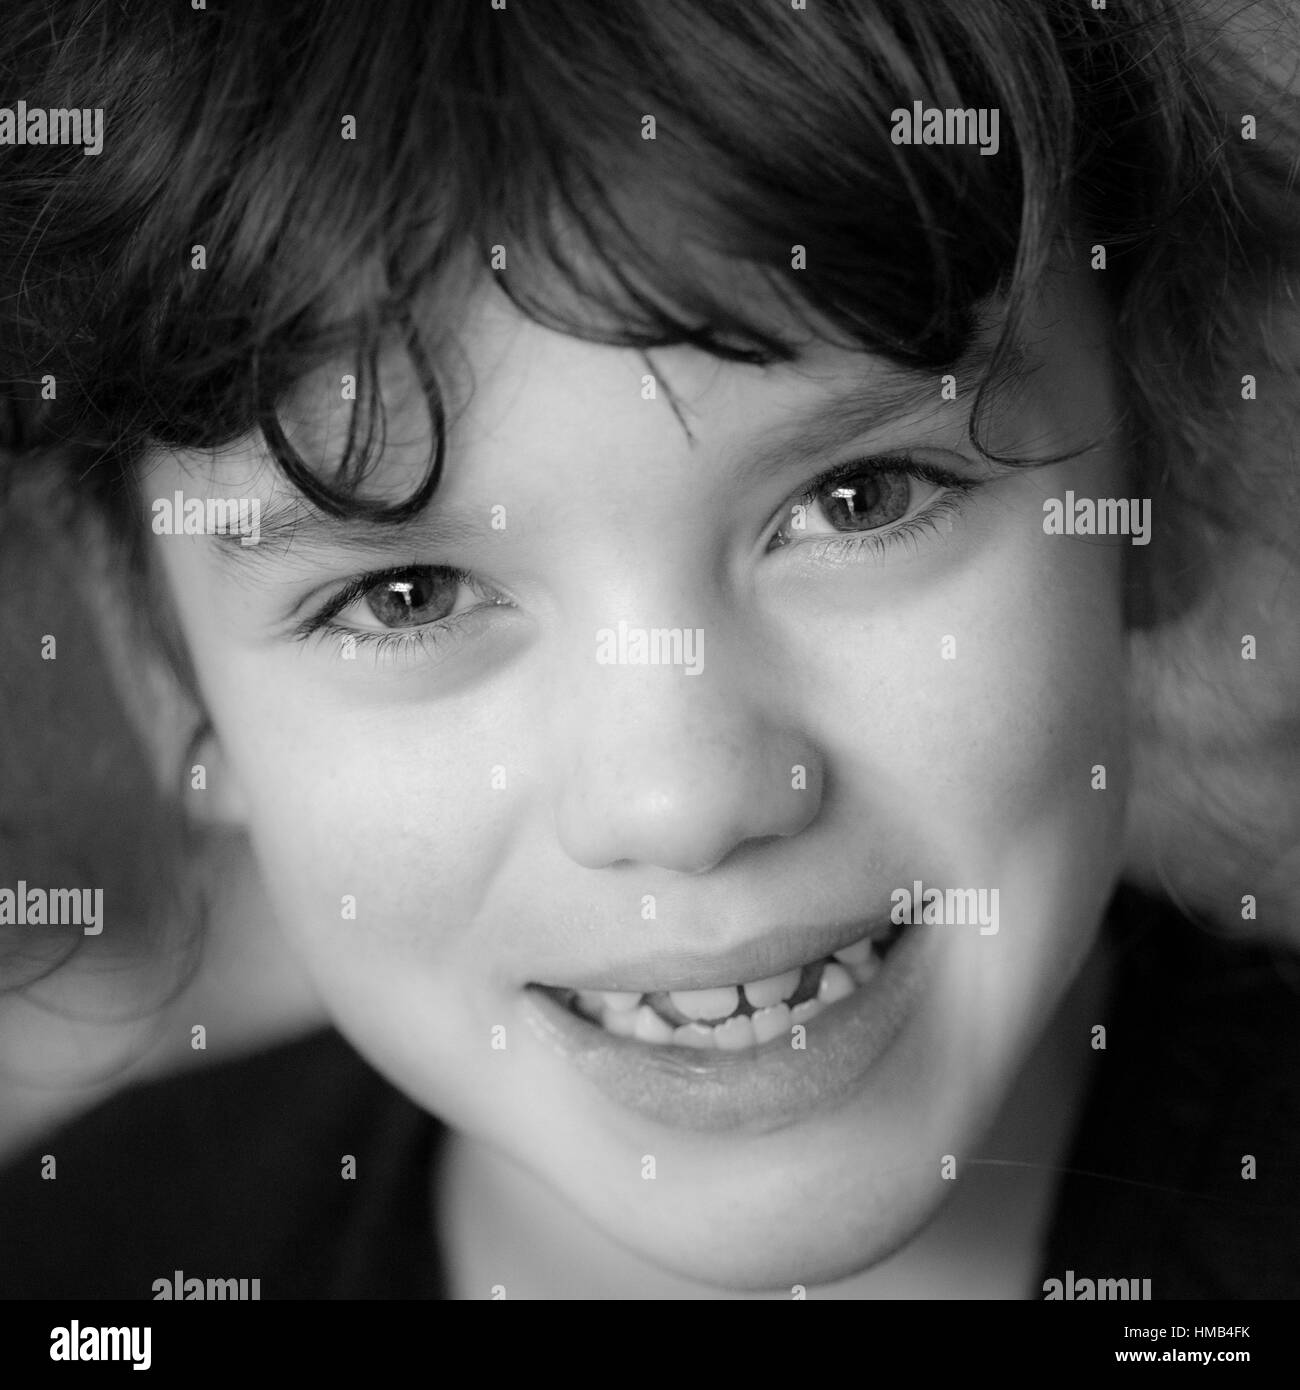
[0,0,1297,1354]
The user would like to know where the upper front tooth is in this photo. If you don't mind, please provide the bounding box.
[577,989,642,1014]
[742,968,801,1009]
[818,961,856,1005]
[603,1005,640,1037]
[602,990,642,1012]
[669,985,739,1021]
[846,950,879,986]
[633,1004,677,1043]
[831,938,873,967]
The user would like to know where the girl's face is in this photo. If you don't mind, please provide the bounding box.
[143,264,1129,1289]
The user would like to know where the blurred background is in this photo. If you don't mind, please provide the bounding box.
[0,467,324,1164]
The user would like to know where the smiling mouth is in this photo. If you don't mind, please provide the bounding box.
[536,919,908,1052]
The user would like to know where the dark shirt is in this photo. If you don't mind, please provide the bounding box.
[0,1025,445,1299]
[2,887,1296,1299]
[1043,887,1300,1298]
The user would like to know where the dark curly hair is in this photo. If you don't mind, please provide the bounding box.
[0,0,1297,1017]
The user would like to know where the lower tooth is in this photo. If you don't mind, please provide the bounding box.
[712,1014,757,1050]
[672,1022,716,1049]
[750,1002,792,1044]
[790,998,823,1025]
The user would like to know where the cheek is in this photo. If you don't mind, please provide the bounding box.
[196,686,522,1114]
[791,475,1129,1074]
[907,551,1125,849]
[162,580,523,1008]
[232,703,510,963]
[813,483,1129,860]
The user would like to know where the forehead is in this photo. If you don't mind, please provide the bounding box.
[263,282,996,500]
[391,249,1107,437]
[183,258,1111,529]
[463,284,989,419]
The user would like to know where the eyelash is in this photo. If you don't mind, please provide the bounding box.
[292,566,496,665]
[293,454,983,665]
[780,455,981,563]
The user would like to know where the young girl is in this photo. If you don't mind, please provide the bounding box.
[1,0,1297,1301]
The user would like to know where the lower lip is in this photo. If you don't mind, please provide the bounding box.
[521,923,931,1135]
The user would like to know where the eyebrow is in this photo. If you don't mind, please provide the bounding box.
[211,333,1020,569]
[737,333,1015,479]
[210,493,486,570]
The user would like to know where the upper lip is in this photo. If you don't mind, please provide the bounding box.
[534,909,897,995]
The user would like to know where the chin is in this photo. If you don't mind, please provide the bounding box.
[593,1156,950,1293]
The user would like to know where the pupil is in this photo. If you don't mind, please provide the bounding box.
[822,472,909,530]
[365,570,454,628]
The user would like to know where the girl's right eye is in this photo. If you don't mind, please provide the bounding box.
[345,568,465,630]
[293,564,511,665]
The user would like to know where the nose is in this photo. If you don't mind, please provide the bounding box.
[548,622,824,874]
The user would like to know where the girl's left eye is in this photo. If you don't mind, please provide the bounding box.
[771,454,982,556]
